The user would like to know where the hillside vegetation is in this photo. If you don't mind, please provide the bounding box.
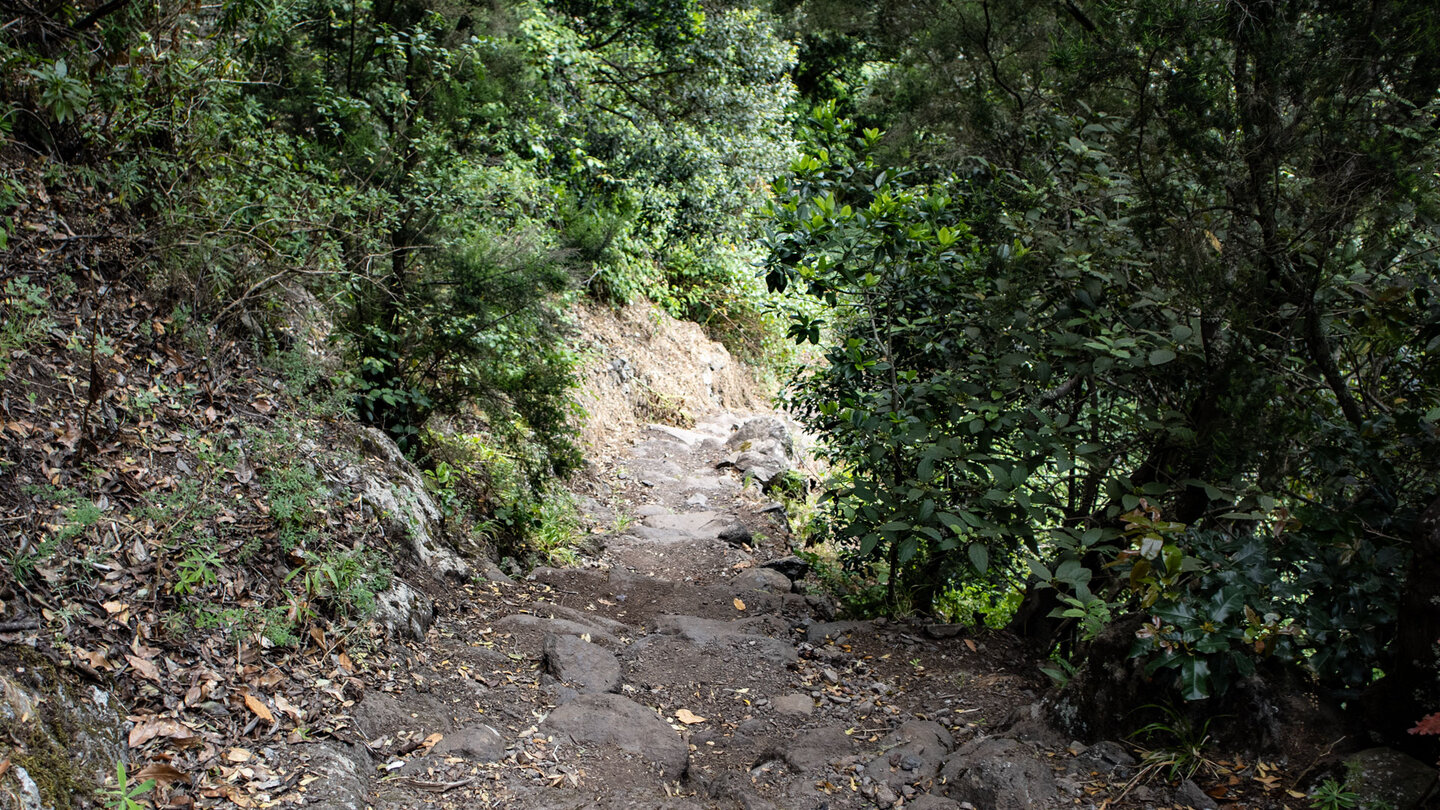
[3,0,1440,803]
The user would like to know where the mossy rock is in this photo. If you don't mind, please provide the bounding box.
[0,648,125,809]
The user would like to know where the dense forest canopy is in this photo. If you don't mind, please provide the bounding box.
[4,0,1439,748]
[767,0,1440,726]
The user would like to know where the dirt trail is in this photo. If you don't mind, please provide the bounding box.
[309,411,1090,810]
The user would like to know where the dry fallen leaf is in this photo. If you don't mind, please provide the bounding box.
[421,733,444,749]
[243,693,275,724]
[132,762,189,787]
[225,748,253,763]
[733,598,746,611]
[337,651,355,672]
[218,785,253,807]
[128,717,199,748]
[274,693,305,722]
[963,639,978,652]
[76,648,112,671]
[126,655,161,682]
[675,709,706,725]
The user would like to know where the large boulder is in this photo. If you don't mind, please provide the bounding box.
[719,417,795,489]
[295,742,371,810]
[726,416,793,457]
[733,568,792,593]
[432,725,505,761]
[496,614,621,647]
[349,691,456,743]
[372,577,434,640]
[762,555,811,582]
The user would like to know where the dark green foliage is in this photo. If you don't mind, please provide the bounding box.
[769,0,1440,702]
[345,230,577,462]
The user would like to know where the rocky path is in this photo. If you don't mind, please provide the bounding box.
[301,412,1117,810]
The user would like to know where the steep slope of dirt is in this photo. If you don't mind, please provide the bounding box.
[568,298,767,457]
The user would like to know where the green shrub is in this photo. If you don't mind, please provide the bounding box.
[0,276,63,380]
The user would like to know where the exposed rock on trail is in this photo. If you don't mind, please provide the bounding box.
[541,693,691,779]
[543,633,622,694]
[288,410,1100,810]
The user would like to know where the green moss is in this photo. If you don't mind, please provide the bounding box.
[13,719,80,810]
[0,648,105,810]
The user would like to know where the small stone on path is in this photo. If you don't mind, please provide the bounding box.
[544,633,622,694]
[781,724,852,771]
[760,555,809,581]
[733,567,791,593]
[771,693,813,717]
[432,724,505,761]
[539,693,689,779]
